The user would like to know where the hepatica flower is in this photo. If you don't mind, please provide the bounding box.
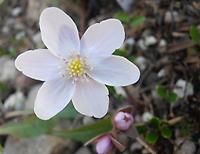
[15,7,140,120]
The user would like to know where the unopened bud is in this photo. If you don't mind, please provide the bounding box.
[114,111,134,131]
[96,135,113,154]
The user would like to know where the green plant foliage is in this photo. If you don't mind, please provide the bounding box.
[130,16,146,27]
[113,49,127,57]
[114,12,130,23]
[189,26,200,45]
[136,124,148,134]
[0,116,55,138]
[54,118,112,142]
[161,127,172,139]
[114,12,145,28]
[156,85,178,103]
[149,117,161,129]
[0,103,77,138]
[107,86,124,101]
[55,102,78,119]
[0,82,8,92]
[145,132,159,144]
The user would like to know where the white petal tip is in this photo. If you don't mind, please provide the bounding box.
[34,107,51,120]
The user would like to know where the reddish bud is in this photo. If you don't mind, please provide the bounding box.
[114,111,134,131]
[95,135,113,154]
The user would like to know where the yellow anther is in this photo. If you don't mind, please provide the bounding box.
[68,58,85,77]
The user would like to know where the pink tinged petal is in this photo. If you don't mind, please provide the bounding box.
[72,78,109,118]
[15,49,61,81]
[34,78,75,120]
[80,19,125,57]
[88,55,140,86]
[114,112,134,131]
[40,7,80,58]
[96,136,113,154]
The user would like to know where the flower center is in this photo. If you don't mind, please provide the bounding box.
[68,58,85,77]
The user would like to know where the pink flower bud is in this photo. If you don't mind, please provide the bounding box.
[114,111,134,131]
[96,135,113,154]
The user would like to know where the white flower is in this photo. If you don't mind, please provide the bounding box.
[15,7,140,120]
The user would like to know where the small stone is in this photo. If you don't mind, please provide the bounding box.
[157,69,166,78]
[137,39,147,50]
[142,112,153,122]
[125,38,135,46]
[33,32,42,44]
[4,91,25,111]
[26,0,50,22]
[4,135,66,154]
[114,86,127,97]
[159,39,167,47]
[0,56,18,82]
[16,31,25,40]
[82,116,95,125]
[144,36,157,46]
[116,0,134,12]
[11,7,22,17]
[135,56,147,71]
[2,26,10,34]
[75,147,92,154]
[25,84,42,110]
[130,142,142,151]
[173,79,194,98]
[165,11,181,23]
[176,140,196,154]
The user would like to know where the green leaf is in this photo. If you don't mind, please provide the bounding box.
[0,103,79,138]
[114,12,130,23]
[161,127,172,139]
[0,116,55,138]
[136,124,148,134]
[149,117,161,129]
[0,144,3,154]
[166,92,178,103]
[0,0,4,5]
[145,132,159,144]
[156,85,167,98]
[189,26,200,45]
[113,49,127,57]
[54,118,112,142]
[130,16,145,27]
[55,102,78,119]
[0,82,8,92]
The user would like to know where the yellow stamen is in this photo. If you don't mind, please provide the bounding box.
[68,58,85,77]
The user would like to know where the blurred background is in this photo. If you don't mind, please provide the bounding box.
[0,0,200,154]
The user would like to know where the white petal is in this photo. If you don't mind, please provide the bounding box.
[72,78,109,118]
[88,55,140,86]
[80,19,125,57]
[40,7,80,58]
[34,78,75,120]
[15,49,61,81]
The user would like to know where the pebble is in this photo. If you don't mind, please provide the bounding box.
[25,84,42,110]
[135,56,147,71]
[4,91,25,111]
[157,68,166,78]
[130,142,143,152]
[142,112,153,122]
[0,56,18,82]
[165,11,181,23]
[144,36,157,46]
[116,0,134,12]
[176,140,196,154]
[137,39,147,50]
[4,135,66,154]
[173,79,194,98]
[75,147,92,154]
[11,7,22,17]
